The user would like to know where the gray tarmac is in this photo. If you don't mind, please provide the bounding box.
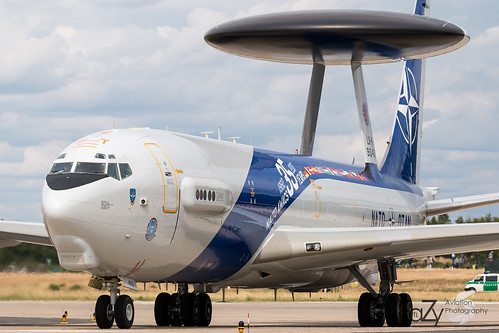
[1,300,499,332]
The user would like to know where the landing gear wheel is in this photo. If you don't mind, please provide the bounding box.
[95,295,114,329]
[115,294,134,329]
[399,293,413,327]
[180,293,200,326]
[385,293,403,327]
[197,293,212,327]
[358,292,384,327]
[154,292,171,326]
[170,293,182,326]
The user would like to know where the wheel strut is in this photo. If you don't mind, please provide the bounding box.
[352,258,413,328]
[94,277,135,329]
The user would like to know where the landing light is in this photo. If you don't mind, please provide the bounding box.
[305,242,321,252]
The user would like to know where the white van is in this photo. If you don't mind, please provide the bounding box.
[464,274,499,292]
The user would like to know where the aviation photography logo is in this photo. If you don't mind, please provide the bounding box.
[412,290,489,326]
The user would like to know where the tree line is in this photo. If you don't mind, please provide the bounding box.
[426,213,499,268]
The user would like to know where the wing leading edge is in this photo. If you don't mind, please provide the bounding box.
[0,221,52,248]
[253,223,499,271]
[425,192,499,216]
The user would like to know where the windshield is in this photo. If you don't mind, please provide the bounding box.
[48,160,133,181]
[119,163,133,180]
[74,162,106,174]
[49,162,73,175]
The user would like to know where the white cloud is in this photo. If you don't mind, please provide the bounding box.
[0,141,66,176]
[1,0,499,221]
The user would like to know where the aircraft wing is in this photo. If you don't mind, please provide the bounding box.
[0,221,52,248]
[253,223,499,271]
[425,192,499,216]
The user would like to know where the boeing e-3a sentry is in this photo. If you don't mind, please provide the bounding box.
[2,0,499,329]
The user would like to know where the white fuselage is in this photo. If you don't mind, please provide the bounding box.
[42,128,425,290]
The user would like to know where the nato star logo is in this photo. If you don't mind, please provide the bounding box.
[396,66,420,152]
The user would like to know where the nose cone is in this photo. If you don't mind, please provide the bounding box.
[42,183,100,271]
[42,182,87,236]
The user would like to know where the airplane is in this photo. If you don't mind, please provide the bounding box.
[1,0,499,329]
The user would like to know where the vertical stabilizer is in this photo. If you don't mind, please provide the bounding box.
[379,0,429,184]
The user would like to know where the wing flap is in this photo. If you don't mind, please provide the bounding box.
[253,223,499,271]
[0,221,52,247]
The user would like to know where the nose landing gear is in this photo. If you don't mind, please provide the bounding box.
[94,278,135,329]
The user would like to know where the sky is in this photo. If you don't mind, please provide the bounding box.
[0,0,498,222]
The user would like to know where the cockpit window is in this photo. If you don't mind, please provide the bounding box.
[75,162,106,174]
[108,154,116,159]
[49,162,73,174]
[95,153,106,159]
[107,163,120,180]
[119,163,133,180]
[57,153,67,159]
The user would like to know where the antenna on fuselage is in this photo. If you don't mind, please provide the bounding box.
[201,131,213,138]
[205,10,468,164]
[228,136,241,143]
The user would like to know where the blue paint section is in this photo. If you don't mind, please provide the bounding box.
[169,149,422,283]
[414,0,429,16]
[381,58,423,184]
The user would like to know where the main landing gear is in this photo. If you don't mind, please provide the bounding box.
[154,283,212,327]
[349,258,413,327]
[93,279,212,329]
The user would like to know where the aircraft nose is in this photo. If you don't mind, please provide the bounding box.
[42,184,100,271]
[42,185,82,235]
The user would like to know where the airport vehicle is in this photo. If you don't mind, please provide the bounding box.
[465,274,499,292]
[1,0,499,329]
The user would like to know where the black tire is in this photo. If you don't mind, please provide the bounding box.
[197,293,212,326]
[170,293,182,326]
[115,294,134,329]
[358,292,384,327]
[180,293,200,327]
[154,292,171,326]
[385,293,403,327]
[95,295,114,329]
[399,293,413,327]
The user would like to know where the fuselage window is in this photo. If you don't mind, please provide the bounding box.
[75,162,106,174]
[119,163,133,180]
[107,163,120,180]
[49,162,73,174]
